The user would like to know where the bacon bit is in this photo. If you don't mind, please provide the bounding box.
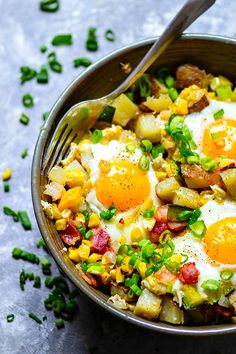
[119,218,124,224]
[138,102,153,113]
[154,267,176,284]
[90,228,110,254]
[167,221,187,232]
[60,223,81,246]
[214,304,234,318]
[78,268,100,287]
[209,168,224,187]
[219,162,236,172]
[151,78,160,96]
[149,221,168,243]
[178,262,199,285]
[155,205,168,223]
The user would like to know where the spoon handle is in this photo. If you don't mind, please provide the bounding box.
[111,0,216,98]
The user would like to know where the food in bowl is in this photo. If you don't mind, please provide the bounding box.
[41,63,236,325]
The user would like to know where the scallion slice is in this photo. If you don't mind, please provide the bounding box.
[189,220,206,239]
[138,154,150,171]
[7,314,15,323]
[168,87,179,101]
[19,113,30,125]
[37,65,49,84]
[22,94,34,108]
[73,58,92,68]
[40,0,60,12]
[105,29,115,42]
[143,209,154,218]
[18,210,32,230]
[98,105,116,123]
[52,34,73,46]
[213,108,224,120]
[130,284,142,296]
[151,144,165,159]
[86,27,98,51]
[21,149,28,159]
[29,312,42,324]
[91,129,102,143]
[33,275,41,288]
[201,279,220,291]
[20,66,37,84]
[3,182,10,192]
[220,270,234,281]
[100,206,116,221]
[216,85,233,100]
[141,139,153,152]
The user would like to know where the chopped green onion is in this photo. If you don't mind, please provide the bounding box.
[143,209,154,218]
[37,65,49,84]
[29,312,42,324]
[83,210,90,223]
[81,261,88,272]
[151,144,165,159]
[73,57,93,68]
[77,224,86,237]
[40,45,47,53]
[188,208,201,225]
[125,273,140,287]
[145,267,155,277]
[40,0,60,12]
[22,94,34,108]
[159,230,172,245]
[130,284,142,296]
[41,258,51,275]
[48,52,62,73]
[157,67,170,83]
[12,248,40,264]
[36,237,46,249]
[186,155,199,164]
[164,260,180,273]
[213,108,224,120]
[21,149,28,159]
[18,210,32,230]
[33,275,41,289]
[118,244,130,255]
[126,144,136,154]
[98,105,116,123]
[138,154,150,171]
[45,276,54,289]
[42,111,49,121]
[116,255,124,266]
[216,85,233,100]
[85,230,93,239]
[126,92,134,101]
[100,206,116,220]
[142,243,155,259]
[20,270,26,290]
[141,139,153,152]
[220,270,234,281]
[138,239,151,248]
[86,263,103,275]
[52,34,73,46]
[180,253,189,265]
[3,206,19,221]
[7,314,15,323]
[161,241,175,260]
[86,27,98,51]
[55,318,64,329]
[176,210,193,221]
[211,132,219,140]
[201,279,220,291]
[91,129,102,143]
[201,157,216,172]
[19,113,30,125]
[168,87,179,101]
[26,272,34,281]
[128,253,139,267]
[105,29,115,42]
[189,220,206,239]
[20,66,37,84]
[3,182,10,192]
[138,74,151,98]
[165,75,175,88]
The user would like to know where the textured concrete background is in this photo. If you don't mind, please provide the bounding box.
[0,0,236,353]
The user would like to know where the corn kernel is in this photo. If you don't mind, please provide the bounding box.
[88,213,100,228]
[120,235,126,244]
[142,197,153,211]
[51,203,62,220]
[175,98,188,115]
[83,179,92,194]
[82,239,93,247]
[101,271,111,285]
[75,212,85,223]
[120,256,133,275]
[88,253,102,263]
[143,218,156,231]
[130,227,143,242]
[65,169,86,188]
[68,247,81,262]
[170,254,182,265]
[61,209,72,219]
[110,269,116,280]
[200,197,208,206]
[55,219,67,231]
[78,244,90,261]
[116,267,124,283]
[2,168,12,181]
[155,171,167,181]
[137,262,147,278]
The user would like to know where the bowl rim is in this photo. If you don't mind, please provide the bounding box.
[32,33,236,336]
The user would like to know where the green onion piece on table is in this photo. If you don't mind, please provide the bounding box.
[86,27,98,51]
[105,29,115,42]
[7,314,15,323]
[73,58,92,68]
[12,248,40,264]
[21,149,28,159]
[40,45,48,53]
[3,182,10,192]
[42,258,52,275]
[29,312,42,324]
[22,94,34,108]
[3,206,19,221]
[19,113,30,125]
[20,66,37,84]
[37,65,49,84]
[18,210,32,230]
[51,34,73,46]
[42,111,49,121]
[40,0,60,12]
[33,275,41,288]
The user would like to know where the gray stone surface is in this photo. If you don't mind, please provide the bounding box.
[0,0,236,353]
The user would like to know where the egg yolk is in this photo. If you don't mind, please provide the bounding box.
[203,118,236,159]
[204,217,236,264]
[95,160,151,212]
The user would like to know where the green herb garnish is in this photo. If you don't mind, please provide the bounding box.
[73,58,92,68]
[100,206,117,221]
[29,312,42,324]
[22,94,34,108]
[105,29,115,42]
[19,113,30,125]
[40,0,60,12]
[52,34,73,46]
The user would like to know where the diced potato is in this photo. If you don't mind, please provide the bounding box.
[159,297,185,324]
[134,288,162,320]
[58,186,83,211]
[111,94,139,127]
[144,94,172,113]
[135,114,161,143]
[220,168,236,198]
[156,177,181,202]
[48,166,66,185]
[173,187,201,209]
[181,164,211,189]
[43,182,65,201]
[142,276,168,295]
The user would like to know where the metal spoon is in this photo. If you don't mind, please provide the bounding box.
[44,0,215,171]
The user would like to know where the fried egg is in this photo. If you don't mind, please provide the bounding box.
[185,99,236,159]
[79,131,160,244]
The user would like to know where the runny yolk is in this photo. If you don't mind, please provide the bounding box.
[95,160,150,213]
[202,118,236,159]
[204,217,236,264]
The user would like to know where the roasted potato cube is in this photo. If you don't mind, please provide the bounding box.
[144,94,172,113]
[173,187,201,209]
[220,168,236,198]
[135,114,161,143]
[159,297,185,324]
[111,94,139,127]
[181,164,211,189]
[134,288,162,320]
[156,177,181,202]
[176,64,206,89]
